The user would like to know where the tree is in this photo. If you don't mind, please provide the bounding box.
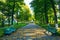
[50,0,57,23]
[0,1,6,27]
[30,0,52,24]
[50,0,58,28]
[0,0,26,26]
[8,0,24,25]
[15,5,31,21]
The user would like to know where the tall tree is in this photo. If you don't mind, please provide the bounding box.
[30,0,52,24]
[50,0,58,28]
[0,0,25,25]
[15,5,31,21]
[50,0,57,23]
[44,0,48,24]
[5,0,24,25]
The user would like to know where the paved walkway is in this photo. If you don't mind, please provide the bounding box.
[0,23,60,40]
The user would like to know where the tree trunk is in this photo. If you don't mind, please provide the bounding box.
[44,0,48,24]
[8,17,10,26]
[1,16,4,27]
[11,0,15,25]
[50,0,57,23]
[50,0,58,28]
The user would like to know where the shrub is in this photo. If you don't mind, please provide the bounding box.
[0,28,4,37]
[13,23,27,29]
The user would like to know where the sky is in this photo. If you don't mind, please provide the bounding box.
[24,0,34,15]
[24,0,33,8]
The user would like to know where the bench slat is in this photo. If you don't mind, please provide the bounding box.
[47,26,57,33]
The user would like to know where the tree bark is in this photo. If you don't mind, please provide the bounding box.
[11,0,15,25]
[1,16,4,27]
[8,16,10,26]
[44,0,48,24]
[50,0,58,28]
[50,0,57,23]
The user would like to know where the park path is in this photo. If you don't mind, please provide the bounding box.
[0,23,60,40]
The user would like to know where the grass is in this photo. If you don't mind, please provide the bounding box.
[0,22,27,37]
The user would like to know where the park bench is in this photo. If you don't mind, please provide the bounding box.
[4,25,16,35]
[46,25,57,35]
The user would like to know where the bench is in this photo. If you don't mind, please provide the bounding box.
[46,25,57,35]
[4,25,16,35]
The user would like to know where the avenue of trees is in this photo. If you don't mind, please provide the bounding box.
[30,0,60,27]
[0,0,60,28]
[0,0,60,37]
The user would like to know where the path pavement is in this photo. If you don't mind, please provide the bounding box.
[0,23,60,40]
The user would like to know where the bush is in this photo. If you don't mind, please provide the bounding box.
[40,24,48,29]
[13,23,27,29]
[0,28,4,37]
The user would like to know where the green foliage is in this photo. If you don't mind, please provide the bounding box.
[31,0,58,24]
[30,0,52,24]
[0,0,31,25]
[15,5,31,21]
[13,23,27,29]
[39,24,48,30]
[0,26,8,37]
[0,28,4,37]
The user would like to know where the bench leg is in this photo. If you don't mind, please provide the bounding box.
[51,33,56,36]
